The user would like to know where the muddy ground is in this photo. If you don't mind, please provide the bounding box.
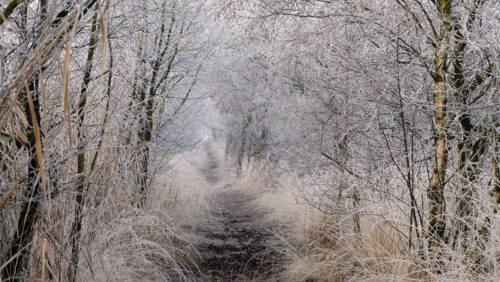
[193,147,287,281]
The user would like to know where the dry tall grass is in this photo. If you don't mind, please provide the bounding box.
[69,145,219,281]
[237,166,500,282]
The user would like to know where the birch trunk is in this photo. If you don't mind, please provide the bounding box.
[428,0,452,251]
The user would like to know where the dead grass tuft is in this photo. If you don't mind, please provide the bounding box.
[286,217,428,282]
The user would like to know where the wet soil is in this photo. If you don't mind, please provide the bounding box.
[192,144,286,281]
[195,190,285,281]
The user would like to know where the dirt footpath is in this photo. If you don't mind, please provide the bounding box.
[195,188,286,281]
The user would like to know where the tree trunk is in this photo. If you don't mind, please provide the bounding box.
[2,2,45,278]
[68,9,98,281]
[137,98,153,207]
[3,78,42,281]
[449,0,488,255]
[428,0,452,252]
[492,144,500,209]
[236,115,252,176]
[492,75,500,209]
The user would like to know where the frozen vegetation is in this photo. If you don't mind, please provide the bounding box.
[1,0,500,281]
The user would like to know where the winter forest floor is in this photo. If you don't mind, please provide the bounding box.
[191,143,288,281]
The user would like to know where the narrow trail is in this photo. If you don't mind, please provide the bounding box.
[194,144,285,281]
